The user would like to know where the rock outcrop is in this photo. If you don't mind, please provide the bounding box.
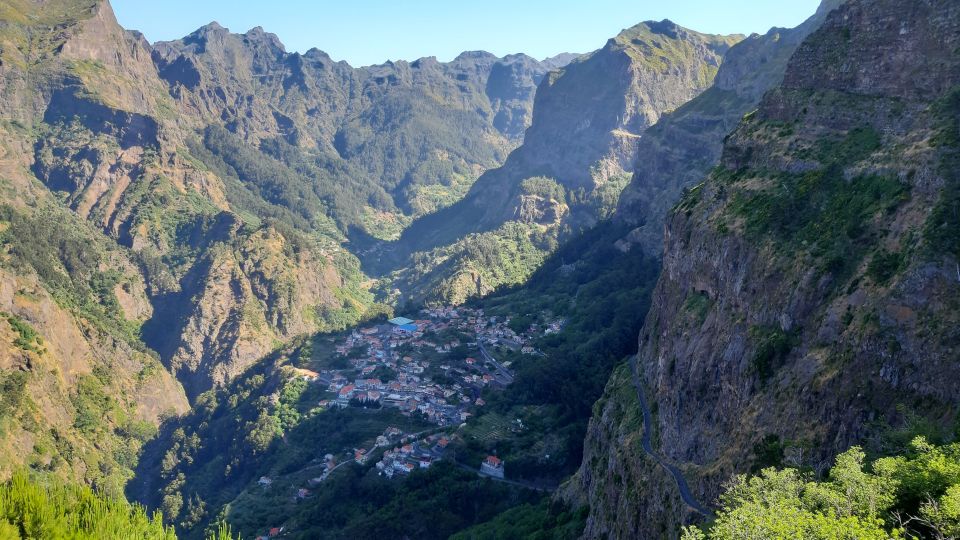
[616,0,844,255]
[568,0,960,537]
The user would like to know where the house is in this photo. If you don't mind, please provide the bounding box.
[395,323,419,335]
[268,527,283,537]
[290,367,320,382]
[388,316,415,326]
[258,476,272,486]
[297,488,311,499]
[480,455,505,479]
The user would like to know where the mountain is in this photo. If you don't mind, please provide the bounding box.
[383,21,743,304]
[616,0,845,253]
[0,0,582,405]
[0,0,190,491]
[151,25,570,225]
[563,0,960,537]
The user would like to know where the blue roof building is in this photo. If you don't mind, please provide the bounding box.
[388,317,414,326]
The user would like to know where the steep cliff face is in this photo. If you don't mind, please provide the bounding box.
[388,22,742,304]
[571,0,960,537]
[158,226,346,399]
[562,363,690,538]
[616,0,843,255]
[0,0,192,489]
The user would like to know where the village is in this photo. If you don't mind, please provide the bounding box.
[253,306,564,538]
[292,306,562,428]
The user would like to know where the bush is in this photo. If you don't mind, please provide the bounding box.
[749,326,792,383]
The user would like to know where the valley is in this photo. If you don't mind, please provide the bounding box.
[0,0,958,538]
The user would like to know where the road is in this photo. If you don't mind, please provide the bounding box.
[476,338,514,384]
[629,356,714,517]
[451,460,556,493]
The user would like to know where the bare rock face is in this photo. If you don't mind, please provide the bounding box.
[571,0,960,537]
[164,226,342,399]
[560,364,691,539]
[616,0,844,256]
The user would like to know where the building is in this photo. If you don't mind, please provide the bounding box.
[388,316,415,326]
[290,367,320,381]
[480,455,504,479]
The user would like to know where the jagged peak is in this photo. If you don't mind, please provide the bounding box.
[500,52,538,65]
[453,50,499,62]
[243,25,285,52]
[542,52,580,68]
[609,18,743,54]
[196,21,227,34]
[410,56,439,69]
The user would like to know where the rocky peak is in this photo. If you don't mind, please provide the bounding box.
[616,0,845,254]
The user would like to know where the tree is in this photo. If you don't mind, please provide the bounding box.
[685,438,960,540]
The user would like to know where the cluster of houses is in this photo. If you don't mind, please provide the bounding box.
[375,433,450,478]
[309,307,535,426]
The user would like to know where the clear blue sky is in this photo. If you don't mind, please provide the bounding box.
[112,0,822,67]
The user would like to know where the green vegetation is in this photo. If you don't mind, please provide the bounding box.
[451,499,587,540]
[474,221,661,479]
[194,127,371,236]
[683,290,713,325]
[228,462,541,539]
[0,205,142,345]
[399,220,561,305]
[726,125,909,278]
[135,350,431,537]
[0,470,175,539]
[924,88,960,261]
[867,249,907,285]
[0,371,28,426]
[730,167,908,273]
[3,314,43,354]
[684,438,960,540]
[748,325,793,383]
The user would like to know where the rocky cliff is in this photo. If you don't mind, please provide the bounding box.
[387,21,743,304]
[616,0,844,255]
[0,0,192,490]
[2,0,374,403]
[566,0,960,537]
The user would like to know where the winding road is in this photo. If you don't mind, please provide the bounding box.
[629,356,714,517]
